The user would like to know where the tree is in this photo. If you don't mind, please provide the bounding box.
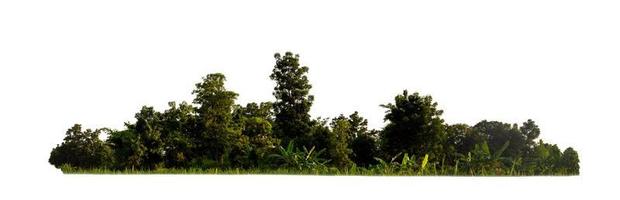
[520,119,541,157]
[160,101,195,168]
[350,130,379,167]
[270,52,314,147]
[49,124,113,169]
[559,147,580,175]
[444,124,473,163]
[307,117,330,152]
[233,102,274,124]
[232,102,278,167]
[523,139,562,174]
[134,106,165,169]
[347,111,368,141]
[192,73,248,166]
[107,127,144,169]
[327,115,354,168]
[379,90,446,161]
[472,120,526,159]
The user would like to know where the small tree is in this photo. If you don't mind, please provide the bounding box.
[560,147,580,175]
[49,124,113,169]
[328,115,354,168]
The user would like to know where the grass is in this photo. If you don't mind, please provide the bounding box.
[60,165,575,176]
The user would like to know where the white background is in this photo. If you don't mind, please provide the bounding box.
[1,0,618,199]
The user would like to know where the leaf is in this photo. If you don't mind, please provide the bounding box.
[494,141,510,159]
[421,154,429,170]
[418,154,429,175]
[390,152,403,163]
[481,141,490,157]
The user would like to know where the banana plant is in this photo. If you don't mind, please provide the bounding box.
[268,141,329,170]
[464,140,511,175]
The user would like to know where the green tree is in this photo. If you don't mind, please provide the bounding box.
[192,73,248,166]
[472,120,526,159]
[107,127,144,169]
[233,102,274,124]
[232,102,279,167]
[347,111,368,141]
[160,101,195,168]
[523,140,562,174]
[380,90,446,162]
[328,115,354,168]
[49,124,113,169]
[444,124,473,163]
[270,52,314,147]
[520,119,541,146]
[350,129,379,167]
[307,117,331,156]
[559,147,580,175]
[134,106,165,169]
[519,119,541,157]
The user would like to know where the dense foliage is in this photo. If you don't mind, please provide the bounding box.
[49,52,579,175]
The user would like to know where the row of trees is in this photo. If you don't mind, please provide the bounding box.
[49,52,579,175]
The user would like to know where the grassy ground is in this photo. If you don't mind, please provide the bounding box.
[60,166,575,176]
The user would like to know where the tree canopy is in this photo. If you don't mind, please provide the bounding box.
[49,52,579,175]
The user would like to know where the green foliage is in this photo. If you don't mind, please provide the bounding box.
[107,128,144,169]
[48,52,579,176]
[380,90,446,162]
[472,121,526,159]
[463,140,511,174]
[49,124,113,169]
[559,147,580,175]
[350,130,379,167]
[160,101,195,168]
[191,73,247,166]
[232,102,279,167]
[134,106,165,169]
[443,124,473,165]
[520,119,541,148]
[521,140,564,174]
[347,111,368,140]
[268,141,329,170]
[270,52,314,147]
[327,115,354,168]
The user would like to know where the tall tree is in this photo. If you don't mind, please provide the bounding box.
[380,90,446,161]
[192,73,247,166]
[270,52,314,147]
